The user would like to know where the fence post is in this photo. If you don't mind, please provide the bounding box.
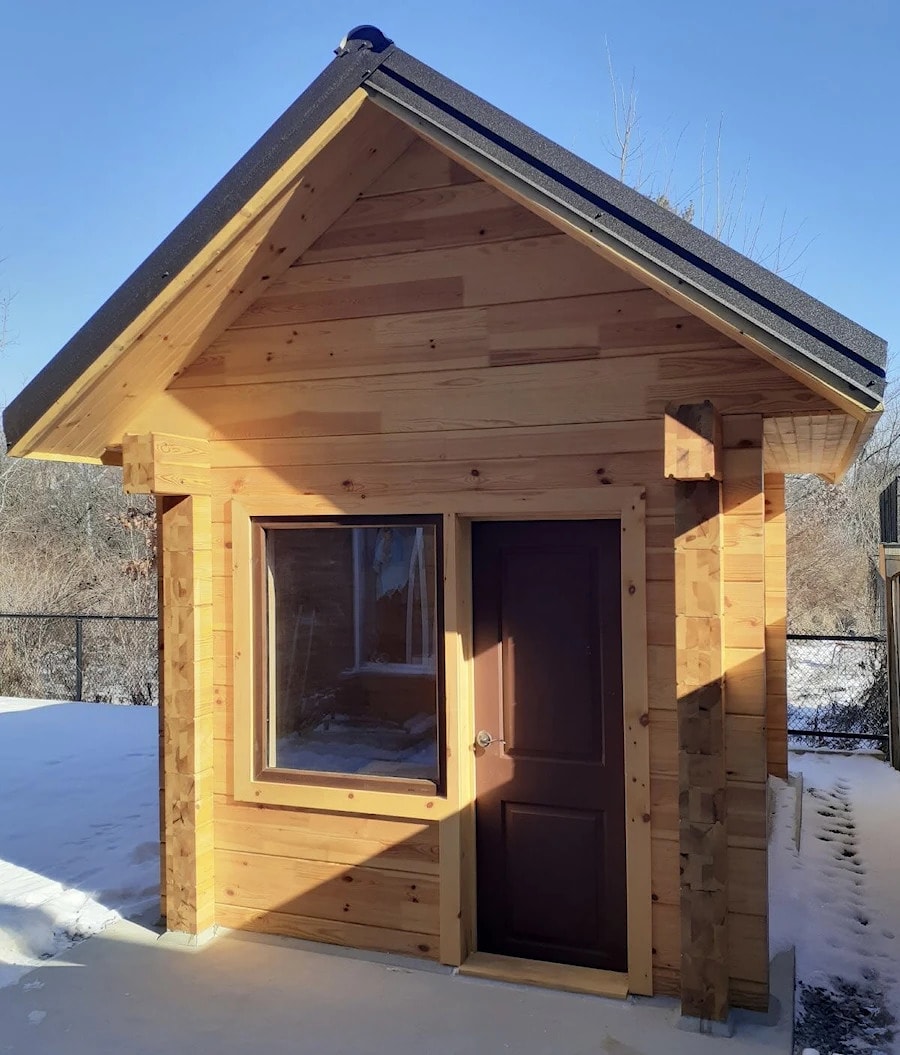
[879,545,900,770]
[888,579,900,770]
[74,617,83,702]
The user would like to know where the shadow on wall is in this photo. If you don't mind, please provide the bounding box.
[206,645,771,1007]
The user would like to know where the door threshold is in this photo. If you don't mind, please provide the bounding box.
[458,952,629,999]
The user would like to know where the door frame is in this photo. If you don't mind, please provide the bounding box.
[437,487,652,998]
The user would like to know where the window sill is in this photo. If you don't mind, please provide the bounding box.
[259,765,439,798]
[233,766,455,820]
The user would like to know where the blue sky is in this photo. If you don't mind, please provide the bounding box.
[0,0,896,404]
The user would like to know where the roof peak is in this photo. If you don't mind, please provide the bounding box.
[335,25,393,57]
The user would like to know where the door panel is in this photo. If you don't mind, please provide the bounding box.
[472,519,627,971]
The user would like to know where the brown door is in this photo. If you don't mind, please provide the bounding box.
[471,519,627,971]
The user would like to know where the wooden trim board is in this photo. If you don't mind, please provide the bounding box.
[459,952,629,999]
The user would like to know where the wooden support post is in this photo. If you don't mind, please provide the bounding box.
[159,493,215,936]
[123,433,214,935]
[665,401,723,482]
[668,402,729,1023]
[722,417,769,1010]
[122,433,211,496]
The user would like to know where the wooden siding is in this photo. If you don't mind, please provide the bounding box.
[213,794,441,958]
[164,135,841,999]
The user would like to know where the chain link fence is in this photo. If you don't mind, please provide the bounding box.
[787,634,888,751]
[0,613,158,706]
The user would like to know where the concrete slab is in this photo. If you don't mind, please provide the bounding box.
[0,915,793,1055]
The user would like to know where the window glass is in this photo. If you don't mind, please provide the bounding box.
[263,520,440,785]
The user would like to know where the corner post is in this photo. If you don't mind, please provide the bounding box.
[123,433,215,938]
[665,402,730,1026]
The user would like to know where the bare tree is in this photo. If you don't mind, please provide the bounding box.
[603,42,812,279]
[602,46,893,638]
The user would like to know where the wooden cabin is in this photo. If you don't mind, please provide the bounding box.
[4,25,886,1027]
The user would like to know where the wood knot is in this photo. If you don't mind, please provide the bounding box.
[639,712,650,727]
[470,468,480,478]
[642,812,651,823]
[628,584,636,595]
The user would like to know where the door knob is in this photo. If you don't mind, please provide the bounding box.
[475,729,505,749]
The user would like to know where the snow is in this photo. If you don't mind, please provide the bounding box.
[4,692,900,1053]
[788,640,875,712]
[0,697,159,988]
[770,751,900,1053]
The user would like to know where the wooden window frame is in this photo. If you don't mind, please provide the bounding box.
[231,487,651,996]
[251,514,445,797]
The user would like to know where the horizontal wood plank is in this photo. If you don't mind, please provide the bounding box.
[209,420,662,471]
[301,179,556,262]
[286,232,641,306]
[211,451,671,511]
[181,295,720,387]
[360,136,479,197]
[216,903,439,959]
[214,800,439,875]
[167,348,837,444]
[215,848,439,935]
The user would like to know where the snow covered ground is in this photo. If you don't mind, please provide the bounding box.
[4,694,900,1054]
[0,697,159,988]
[771,752,900,1054]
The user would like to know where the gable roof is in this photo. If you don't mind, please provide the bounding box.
[4,25,887,459]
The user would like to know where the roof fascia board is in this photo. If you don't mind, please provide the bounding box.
[4,39,395,457]
[366,53,885,410]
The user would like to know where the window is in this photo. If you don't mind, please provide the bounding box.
[256,516,442,790]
